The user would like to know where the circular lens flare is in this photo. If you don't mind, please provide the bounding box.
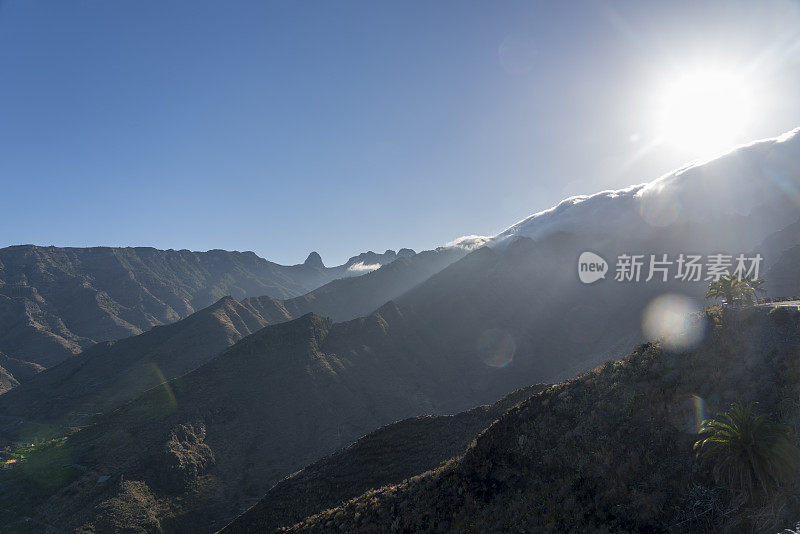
[478,329,516,368]
[638,187,682,227]
[642,294,705,352]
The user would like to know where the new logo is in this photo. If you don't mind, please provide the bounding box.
[578,252,608,284]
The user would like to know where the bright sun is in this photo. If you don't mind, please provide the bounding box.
[657,69,754,156]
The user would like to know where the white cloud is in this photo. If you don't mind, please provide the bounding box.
[491,127,800,247]
[347,261,382,273]
[446,235,492,251]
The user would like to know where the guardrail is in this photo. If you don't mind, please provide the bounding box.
[757,296,800,304]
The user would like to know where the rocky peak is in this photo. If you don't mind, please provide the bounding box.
[304,251,325,269]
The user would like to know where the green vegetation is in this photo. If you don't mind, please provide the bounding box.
[0,436,79,530]
[2,437,64,464]
[705,274,765,305]
[694,403,799,500]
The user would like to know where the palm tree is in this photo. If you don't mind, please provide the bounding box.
[742,277,767,304]
[694,403,799,500]
[706,274,748,305]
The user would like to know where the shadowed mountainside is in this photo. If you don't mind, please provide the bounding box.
[5,215,800,531]
[283,307,800,533]
[0,230,723,531]
[0,245,414,371]
[253,247,466,323]
[0,296,280,437]
[0,353,43,395]
[5,310,452,532]
[3,204,799,530]
[221,385,545,533]
[0,366,18,395]
[0,353,43,383]
[766,244,800,297]
[0,247,465,434]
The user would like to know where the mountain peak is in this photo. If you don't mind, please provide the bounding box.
[304,251,325,268]
[398,248,416,258]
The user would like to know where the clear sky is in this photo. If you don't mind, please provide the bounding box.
[2,1,800,265]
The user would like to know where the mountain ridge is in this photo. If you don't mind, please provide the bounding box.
[0,246,465,436]
[0,244,418,376]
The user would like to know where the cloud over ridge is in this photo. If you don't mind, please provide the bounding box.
[347,261,382,273]
[447,127,800,250]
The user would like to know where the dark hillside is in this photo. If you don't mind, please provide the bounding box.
[0,296,278,441]
[6,218,800,531]
[767,245,800,297]
[2,310,454,532]
[286,307,800,533]
[0,248,464,436]
[222,385,544,533]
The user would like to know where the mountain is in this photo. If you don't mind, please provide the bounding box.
[256,247,465,323]
[281,307,800,533]
[0,245,414,375]
[0,231,723,531]
[4,129,800,531]
[5,128,799,378]
[0,352,43,396]
[754,216,800,270]
[4,310,460,532]
[0,247,463,433]
[221,385,544,533]
[0,366,18,395]
[766,244,800,297]
[4,285,564,533]
[0,353,43,383]
[0,296,275,439]
[6,212,800,530]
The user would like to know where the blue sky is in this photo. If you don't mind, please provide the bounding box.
[2,1,800,265]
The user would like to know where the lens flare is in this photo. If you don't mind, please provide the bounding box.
[144,363,178,418]
[642,294,705,352]
[478,329,516,368]
[668,394,707,434]
[638,187,682,227]
[693,394,706,433]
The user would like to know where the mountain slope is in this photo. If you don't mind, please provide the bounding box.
[766,244,800,297]
[221,385,544,533]
[12,310,451,532]
[0,352,43,383]
[285,307,800,533]
[0,365,18,395]
[245,247,466,323]
[0,296,277,440]
[0,245,411,371]
[7,217,796,530]
[7,215,799,530]
[0,230,708,531]
[0,247,464,434]
[4,129,800,531]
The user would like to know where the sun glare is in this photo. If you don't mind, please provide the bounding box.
[657,69,754,156]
